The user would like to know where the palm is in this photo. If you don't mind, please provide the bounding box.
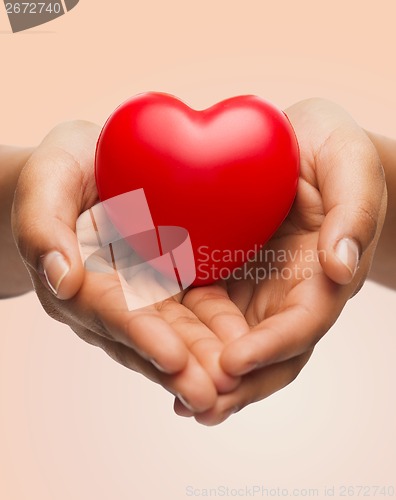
[13,102,385,426]
[72,99,381,425]
[176,100,375,424]
[184,158,330,347]
[174,183,328,423]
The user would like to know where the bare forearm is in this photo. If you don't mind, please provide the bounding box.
[366,132,396,289]
[0,146,34,298]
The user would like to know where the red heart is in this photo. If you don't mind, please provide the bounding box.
[95,92,299,286]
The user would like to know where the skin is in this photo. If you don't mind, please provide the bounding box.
[177,100,390,424]
[1,98,394,425]
[0,145,34,297]
[366,131,396,289]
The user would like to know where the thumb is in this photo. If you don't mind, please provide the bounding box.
[316,126,387,285]
[12,121,100,300]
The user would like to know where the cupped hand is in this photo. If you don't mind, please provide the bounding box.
[11,121,245,413]
[11,99,387,426]
[176,98,387,425]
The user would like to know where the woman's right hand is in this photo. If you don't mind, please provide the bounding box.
[11,121,246,413]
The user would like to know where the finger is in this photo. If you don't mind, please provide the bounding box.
[220,273,346,376]
[226,277,256,316]
[12,121,100,300]
[74,326,217,413]
[64,270,190,374]
[174,398,194,417]
[157,299,241,393]
[316,128,387,284]
[287,99,387,285]
[183,283,251,342]
[189,337,241,393]
[189,352,312,426]
[70,245,243,382]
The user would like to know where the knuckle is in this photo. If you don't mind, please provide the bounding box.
[12,217,43,269]
[295,303,329,348]
[351,204,378,246]
[170,313,201,331]
[51,119,97,136]
[300,97,336,112]
[184,287,226,309]
[155,297,178,313]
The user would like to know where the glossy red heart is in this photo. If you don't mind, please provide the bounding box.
[95,92,299,286]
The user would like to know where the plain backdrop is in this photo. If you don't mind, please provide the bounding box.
[0,2,395,499]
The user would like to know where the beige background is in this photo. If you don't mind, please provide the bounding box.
[0,1,395,499]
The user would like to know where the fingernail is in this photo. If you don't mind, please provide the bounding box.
[177,393,195,412]
[334,238,360,278]
[241,361,263,375]
[42,251,70,296]
[150,358,168,373]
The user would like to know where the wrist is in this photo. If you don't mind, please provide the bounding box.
[0,146,34,208]
[365,132,396,214]
[365,131,396,288]
[0,146,35,297]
